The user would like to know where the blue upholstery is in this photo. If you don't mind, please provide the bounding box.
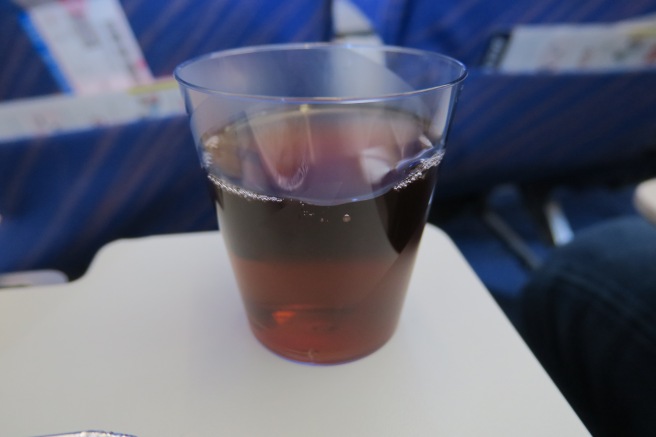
[352,0,656,66]
[0,1,59,99]
[0,117,213,278]
[0,0,332,100]
[440,69,656,198]
[0,0,332,278]
[352,0,656,197]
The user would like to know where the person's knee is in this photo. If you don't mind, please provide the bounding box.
[520,216,656,436]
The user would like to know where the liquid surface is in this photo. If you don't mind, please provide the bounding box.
[202,106,440,364]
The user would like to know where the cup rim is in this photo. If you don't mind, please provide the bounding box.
[173,42,467,103]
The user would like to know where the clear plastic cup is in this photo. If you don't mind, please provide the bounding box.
[175,43,466,364]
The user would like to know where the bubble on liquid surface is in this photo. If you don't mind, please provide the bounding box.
[208,174,282,203]
[393,149,445,191]
[342,214,351,223]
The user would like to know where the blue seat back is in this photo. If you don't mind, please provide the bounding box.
[0,0,331,278]
[353,0,656,197]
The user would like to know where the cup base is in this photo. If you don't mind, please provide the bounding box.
[247,311,398,365]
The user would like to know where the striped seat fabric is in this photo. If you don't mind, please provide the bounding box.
[0,0,331,279]
[352,0,656,197]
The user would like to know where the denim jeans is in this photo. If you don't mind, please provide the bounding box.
[520,217,656,437]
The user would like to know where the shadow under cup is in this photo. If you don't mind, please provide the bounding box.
[175,44,466,364]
